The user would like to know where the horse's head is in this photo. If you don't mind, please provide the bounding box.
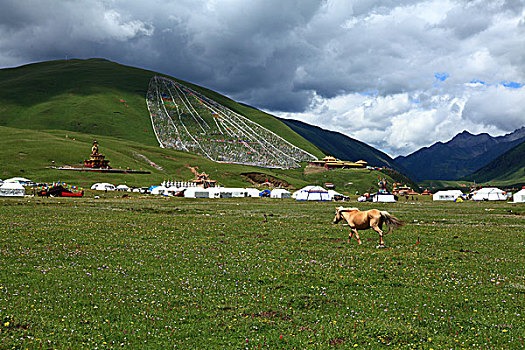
[333,207,358,224]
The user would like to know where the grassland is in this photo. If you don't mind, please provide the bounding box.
[1,195,523,348]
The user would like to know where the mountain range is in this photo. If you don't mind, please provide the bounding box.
[395,128,525,182]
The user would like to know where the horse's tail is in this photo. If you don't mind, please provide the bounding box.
[380,211,404,231]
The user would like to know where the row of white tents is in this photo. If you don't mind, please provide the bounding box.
[91,183,345,201]
[432,187,525,202]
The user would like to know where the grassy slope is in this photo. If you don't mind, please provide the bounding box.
[0,126,394,193]
[279,118,404,170]
[463,140,525,187]
[0,58,323,158]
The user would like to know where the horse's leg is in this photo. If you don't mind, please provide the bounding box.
[347,228,354,243]
[371,225,385,246]
[353,229,362,244]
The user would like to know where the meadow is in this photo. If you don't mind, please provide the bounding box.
[0,194,523,348]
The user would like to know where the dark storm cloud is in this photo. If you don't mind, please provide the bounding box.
[0,0,524,156]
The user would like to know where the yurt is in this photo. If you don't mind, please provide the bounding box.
[512,188,525,203]
[270,188,291,199]
[116,184,130,191]
[293,186,331,201]
[433,190,463,201]
[0,182,25,197]
[151,186,169,195]
[91,183,116,191]
[470,187,506,201]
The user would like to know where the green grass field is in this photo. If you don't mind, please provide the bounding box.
[1,195,523,348]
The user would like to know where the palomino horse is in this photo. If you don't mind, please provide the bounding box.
[333,207,403,247]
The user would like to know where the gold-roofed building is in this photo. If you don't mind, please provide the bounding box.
[309,156,368,170]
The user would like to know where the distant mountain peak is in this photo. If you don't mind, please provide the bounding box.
[395,126,525,181]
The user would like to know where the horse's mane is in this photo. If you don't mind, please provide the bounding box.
[337,206,359,212]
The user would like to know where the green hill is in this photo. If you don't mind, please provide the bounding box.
[278,118,410,172]
[0,58,322,159]
[0,58,408,193]
[463,139,525,187]
[0,126,396,193]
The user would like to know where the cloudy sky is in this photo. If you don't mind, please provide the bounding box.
[1,0,524,156]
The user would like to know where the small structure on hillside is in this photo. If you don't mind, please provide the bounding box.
[392,183,419,196]
[309,156,368,170]
[163,172,217,189]
[84,140,110,168]
[194,172,217,188]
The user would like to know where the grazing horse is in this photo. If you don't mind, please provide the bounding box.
[333,206,403,247]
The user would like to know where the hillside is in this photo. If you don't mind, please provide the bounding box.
[278,118,407,171]
[463,139,525,187]
[0,59,322,160]
[395,128,525,181]
[0,126,396,193]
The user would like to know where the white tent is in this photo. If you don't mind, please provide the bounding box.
[471,187,506,201]
[4,177,32,185]
[270,188,291,199]
[215,188,232,198]
[227,188,247,198]
[151,186,169,195]
[513,188,525,203]
[245,188,260,198]
[0,182,25,197]
[372,193,396,203]
[166,186,185,195]
[184,187,210,198]
[116,184,130,191]
[91,183,116,191]
[327,190,345,201]
[293,186,331,201]
[433,190,463,201]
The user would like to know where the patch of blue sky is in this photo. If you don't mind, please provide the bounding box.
[501,81,523,89]
[434,72,450,82]
[470,79,487,85]
[359,90,378,96]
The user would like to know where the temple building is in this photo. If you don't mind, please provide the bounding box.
[309,156,368,169]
